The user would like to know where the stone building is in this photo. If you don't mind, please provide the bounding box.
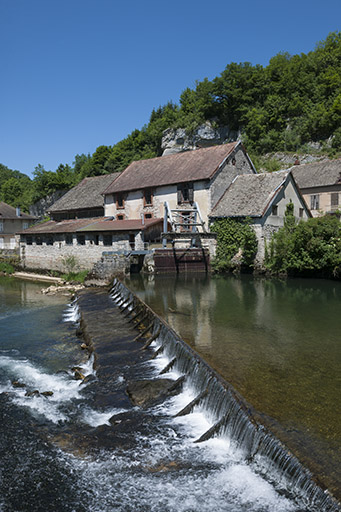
[0,202,36,250]
[209,170,311,264]
[103,141,256,229]
[291,158,341,217]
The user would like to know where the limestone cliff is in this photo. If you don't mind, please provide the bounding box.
[161,121,240,155]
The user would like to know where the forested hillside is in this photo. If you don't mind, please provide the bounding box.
[1,32,340,211]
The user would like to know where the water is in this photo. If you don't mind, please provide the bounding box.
[126,273,341,502]
[0,275,339,511]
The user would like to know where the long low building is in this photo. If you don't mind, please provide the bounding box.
[19,217,163,271]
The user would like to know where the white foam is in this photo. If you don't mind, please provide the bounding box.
[0,355,82,423]
[80,407,126,427]
[64,447,297,512]
[62,301,80,323]
[149,354,182,379]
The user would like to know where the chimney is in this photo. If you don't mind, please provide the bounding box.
[16,206,21,217]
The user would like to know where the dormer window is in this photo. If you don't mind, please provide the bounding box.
[177,182,194,204]
[116,193,125,209]
[144,188,153,206]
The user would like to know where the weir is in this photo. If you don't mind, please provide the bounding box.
[94,277,339,512]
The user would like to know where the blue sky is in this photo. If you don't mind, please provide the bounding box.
[1,0,340,178]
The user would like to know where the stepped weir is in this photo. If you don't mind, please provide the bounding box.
[78,278,339,512]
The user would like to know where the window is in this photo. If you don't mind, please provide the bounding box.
[271,204,278,216]
[26,236,32,245]
[116,193,125,209]
[45,235,54,245]
[145,213,153,219]
[23,222,29,230]
[103,234,112,246]
[65,234,73,245]
[117,214,125,220]
[331,192,339,210]
[129,234,135,250]
[77,234,85,245]
[94,235,99,245]
[299,208,304,218]
[177,182,194,204]
[144,188,153,206]
[0,222,3,232]
[310,195,320,210]
[35,236,42,245]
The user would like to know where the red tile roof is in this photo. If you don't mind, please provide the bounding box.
[19,217,163,235]
[78,218,163,232]
[104,143,241,194]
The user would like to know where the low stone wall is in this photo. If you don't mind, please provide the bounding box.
[86,251,131,283]
[20,236,131,272]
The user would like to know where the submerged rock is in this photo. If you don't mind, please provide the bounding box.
[25,390,40,397]
[41,391,54,397]
[74,369,85,380]
[145,460,180,473]
[12,381,25,388]
[126,378,179,408]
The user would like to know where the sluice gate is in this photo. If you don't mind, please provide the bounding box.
[83,278,339,512]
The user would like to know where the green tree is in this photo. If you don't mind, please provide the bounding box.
[1,177,24,206]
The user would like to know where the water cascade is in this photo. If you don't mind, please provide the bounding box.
[106,278,339,512]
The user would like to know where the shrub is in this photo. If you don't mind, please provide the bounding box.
[210,218,258,272]
[61,270,88,283]
[265,213,341,278]
[0,262,15,274]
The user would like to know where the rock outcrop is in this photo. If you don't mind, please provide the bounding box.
[161,121,239,155]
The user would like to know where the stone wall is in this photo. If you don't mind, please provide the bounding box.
[86,251,130,283]
[20,233,132,272]
[209,146,255,210]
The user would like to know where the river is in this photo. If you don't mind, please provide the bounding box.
[0,274,339,511]
[126,273,341,501]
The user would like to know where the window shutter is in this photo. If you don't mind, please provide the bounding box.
[177,186,182,204]
[188,183,194,203]
[331,192,339,208]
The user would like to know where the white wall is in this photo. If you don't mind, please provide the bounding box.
[105,181,211,228]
